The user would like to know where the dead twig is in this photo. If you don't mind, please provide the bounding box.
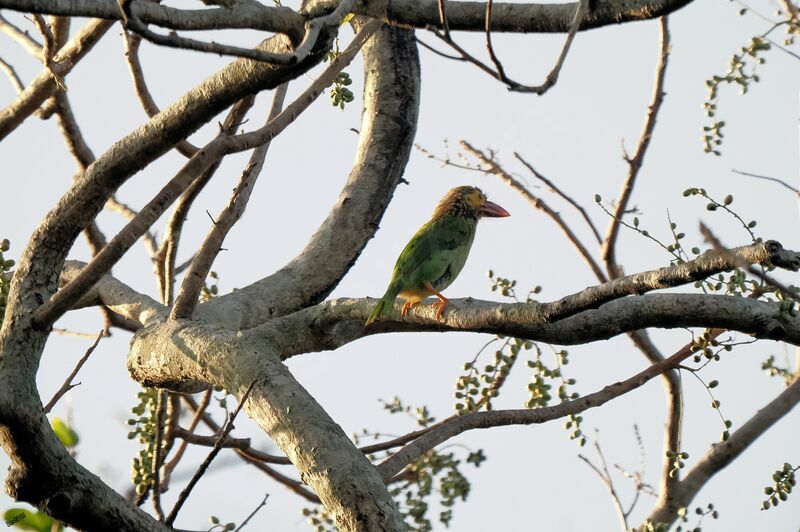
[166,380,257,525]
[43,331,103,414]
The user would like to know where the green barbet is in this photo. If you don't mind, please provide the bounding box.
[365,186,510,325]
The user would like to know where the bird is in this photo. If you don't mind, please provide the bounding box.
[365,186,510,326]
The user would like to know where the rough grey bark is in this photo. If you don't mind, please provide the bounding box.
[0,0,694,33]
[202,21,421,330]
[129,320,405,530]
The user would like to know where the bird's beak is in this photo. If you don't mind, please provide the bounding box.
[480,200,510,218]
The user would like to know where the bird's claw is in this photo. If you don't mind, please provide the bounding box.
[432,301,448,322]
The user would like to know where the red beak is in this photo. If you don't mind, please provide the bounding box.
[480,200,510,218]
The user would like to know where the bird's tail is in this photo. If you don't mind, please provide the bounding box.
[365,292,397,326]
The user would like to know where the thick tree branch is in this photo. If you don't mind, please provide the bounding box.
[61,260,166,326]
[203,21,420,330]
[121,31,199,158]
[0,0,695,34]
[129,320,405,530]
[355,0,693,32]
[0,0,304,35]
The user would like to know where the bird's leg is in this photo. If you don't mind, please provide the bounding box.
[424,282,450,322]
[401,300,418,319]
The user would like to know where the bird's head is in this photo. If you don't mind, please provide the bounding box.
[434,186,510,220]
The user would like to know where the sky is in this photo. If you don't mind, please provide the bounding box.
[0,0,799,530]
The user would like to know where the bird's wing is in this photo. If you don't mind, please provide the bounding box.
[390,215,475,289]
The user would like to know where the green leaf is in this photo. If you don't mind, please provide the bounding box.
[51,417,79,448]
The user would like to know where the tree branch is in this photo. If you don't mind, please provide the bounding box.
[61,260,166,326]
[0,0,696,34]
[601,17,670,278]
[644,376,800,526]
[202,20,420,330]
[0,0,304,35]
[43,331,103,414]
[0,17,114,140]
[0,12,43,58]
[461,140,607,282]
[375,326,725,480]
[121,31,199,158]
[171,84,288,319]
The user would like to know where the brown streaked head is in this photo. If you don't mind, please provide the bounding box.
[432,186,510,220]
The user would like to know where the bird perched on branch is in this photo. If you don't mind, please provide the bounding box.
[365,186,510,325]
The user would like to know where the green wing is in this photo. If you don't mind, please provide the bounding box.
[390,215,476,292]
[366,215,476,326]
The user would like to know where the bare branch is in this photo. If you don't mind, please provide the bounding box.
[171,84,289,319]
[43,331,103,414]
[165,380,256,526]
[0,0,695,34]
[224,19,382,152]
[121,31,199,158]
[0,56,25,93]
[117,0,299,65]
[376,327,712,480]
[33,134,232,328]
[158,96,256,304]
[485,0,588,93]
[601,17,670,277]
[0,12,43,58]
[645,376,800,526]
[700,224,800,303]
[461,140,607,282]
[235,493,270,531]
[732,168,799,194]
[150,390,168,520]
[578,433,629,530]
[0,18,113,140]
[514,152,602,244]
[161,389,212,492]
[104,197,159,259]
[180,395,320,502]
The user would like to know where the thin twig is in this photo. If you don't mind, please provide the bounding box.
[433,0,587,94]
[0,57,25,93]
[578,431,628,530]
[514,152,602,244]
[601,16,670,278]
[235,493,270,531]
[43,331,103,414]
[460,140,608,282]
[160,388,212,492]
[0,13,43,59]
[166,380,257,526]
[732,169,799,194]
[151,390,167,521]
[414,36,464,61]
[171,83,288,319]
